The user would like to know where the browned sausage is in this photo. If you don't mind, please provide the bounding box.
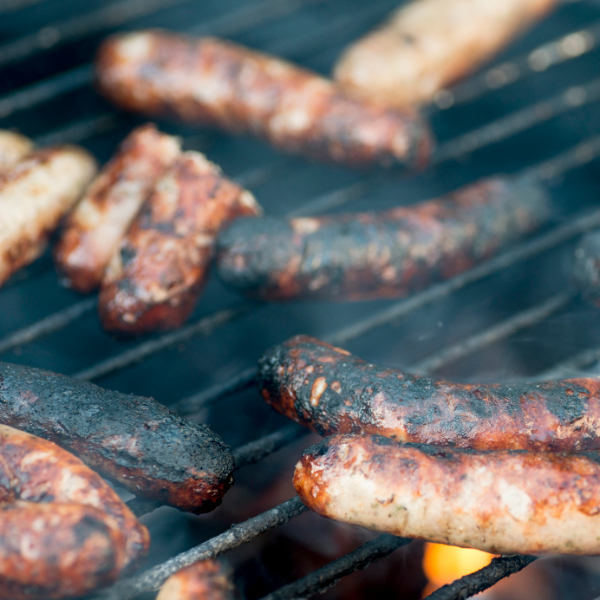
[94,31,433,168]
[258,335,600,452]
[294,433,600,555]
[156,560,239,600]
[54,124,181,293]
[0,145,97,287]
[216,175,550,301]
[334,0,558,108]
[0,424,150,599]
[0,361,234,514]
[0,130,33,167]
[99,150,261,334]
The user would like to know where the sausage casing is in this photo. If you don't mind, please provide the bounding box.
[0,361,234,514]
[0,130,33,167]
[99,151,261,334]
[0,145,97,287]
[156,560,238,600]
[294,434,600,555]
[259,335,600,452]
[216,175,550,301]
[334,0,558,108]
[54,124,181,293]
[95,31,432,168]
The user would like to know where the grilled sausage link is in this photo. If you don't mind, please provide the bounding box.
[54,124,181,293]
[95,31,432,168]
[0,361,234,514]
[157,560,238,600]
[0,130,33,167]
[99,151,261,334]
[334,0,558,108]
[295,434,600,555]
[0,145,97,287]
[259,335,600,452]
[573,230,600,306]
[216,175,550,301]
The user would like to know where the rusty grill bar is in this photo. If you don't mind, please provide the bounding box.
[2,0,600,599]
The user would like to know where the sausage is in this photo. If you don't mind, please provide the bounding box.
[0,424,150,599]
[333,0,558,108]
[294,433,600,555]
[0,361,234,514]
[0,130,33,167]
[258,335,600,452]
[0,145,97,287]
[156,560,238,600]
[216,175,550,301]
[99,150,261,334]
[572,230,600,306]
[94,31,432,169]
[54,124,181,293]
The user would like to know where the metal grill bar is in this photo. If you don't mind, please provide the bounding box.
[0,0,46,15]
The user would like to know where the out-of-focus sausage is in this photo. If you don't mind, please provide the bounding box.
[573,229,600,306]
[94,31,433,168]
[0,424,150,599]
[294,433,600,555]
[259,335,600,452]
[99,150,261,334]
[216,175,550,301]
[156,560,238,600]
[0,361,234,514]
[0,145,96,287]
[0,130,33,167]
[334,0,558,108]
[54,124,181,293]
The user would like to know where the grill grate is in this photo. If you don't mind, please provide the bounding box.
[3,0,600,599]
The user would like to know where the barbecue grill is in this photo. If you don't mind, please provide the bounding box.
[3,0,600,598]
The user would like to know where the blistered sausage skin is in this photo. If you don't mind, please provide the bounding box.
[295,434,600,555]
[157,560,238,600]
[216,175,550,301]
[334,0,558,108]
[0,424,149,599]
[0,361,234,514]
[0,145,97,287]
[0,130,33,167]
[259,335,600,452]
[99,151,261,334]
[95,31,432,168]
[54,124,181,293]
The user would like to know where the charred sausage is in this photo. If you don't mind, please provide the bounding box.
[0,145,96,287]
[94,31,432,168]
[573,230,600,306]
[0,130,33,167]
[0,424,149,599]
[99,151,261,334]
[334,0,558,108]
[156,560,238,600]
[295,434,600,555]
[259,335,600,452]
[216,175,550,301]
[0,361,234,514]
[54,124,181,293]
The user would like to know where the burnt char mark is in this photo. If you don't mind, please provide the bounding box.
[0,362,234,513]
[258,335,600,452]
[216,175,550,302]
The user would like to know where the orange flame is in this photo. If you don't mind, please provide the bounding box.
[422,543,494,597]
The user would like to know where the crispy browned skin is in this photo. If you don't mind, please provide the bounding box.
[0,130,33,167]
[0,145,97,287]
[0,361,234,514]
[99,151,261,334]
[0,424,150,599]
[54,124,181,293]
[156,560,239,600]
[334,0,558,108]
[294,434,600,555]
[216,175,550,301]
[259,335,600,452]
[95,31,432,168]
